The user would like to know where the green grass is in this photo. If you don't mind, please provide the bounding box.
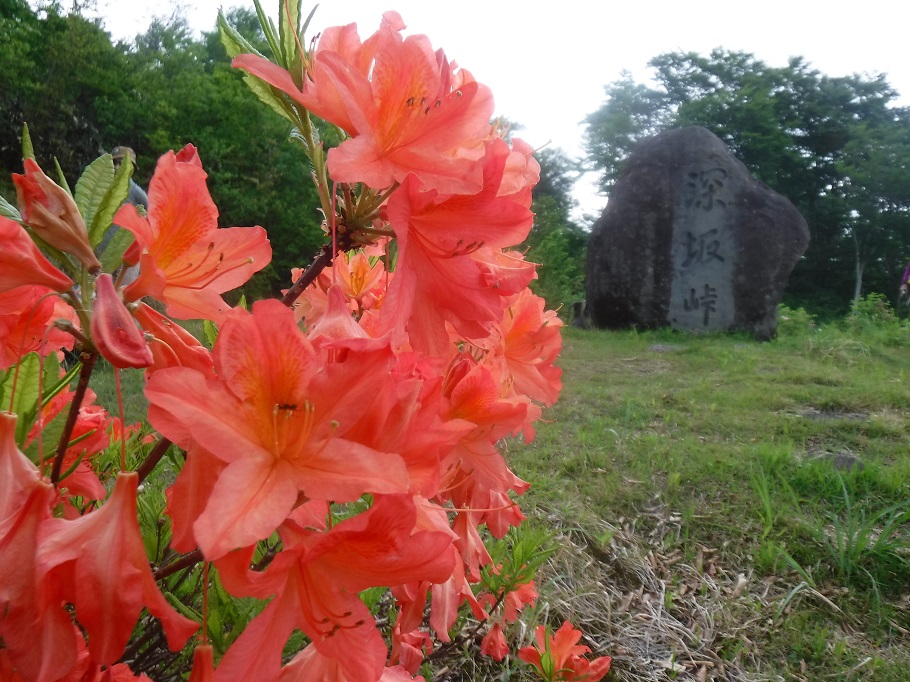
[510,312,910,680]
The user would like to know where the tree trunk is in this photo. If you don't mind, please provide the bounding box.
[852,231,865,304]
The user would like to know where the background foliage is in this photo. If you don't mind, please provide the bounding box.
[5,2,910,318]
[1,0,324,298]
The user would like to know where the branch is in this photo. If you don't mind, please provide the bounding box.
[154,549,204,581]
[280,231,355,308]
[136,436,175,484]
[50,350,98,485]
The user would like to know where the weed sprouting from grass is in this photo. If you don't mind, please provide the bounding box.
[809,475,910,596]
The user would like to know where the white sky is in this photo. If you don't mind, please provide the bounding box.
[90,0,910,220]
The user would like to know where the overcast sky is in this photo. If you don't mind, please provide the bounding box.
[89,1,909,218]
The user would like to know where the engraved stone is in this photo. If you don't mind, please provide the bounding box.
[585,126,809,339]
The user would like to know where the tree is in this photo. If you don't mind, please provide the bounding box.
[108,11,327,297]
[0,4,326,298]
[0,1,131,185]
[583,50,910,315]
[522,148,587,314]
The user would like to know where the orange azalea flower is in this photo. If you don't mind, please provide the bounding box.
[381,138,536,355]
[213,495,454,682]
[36,472,198,666]
[234,12,493,194]
[481,622,509,661]
[115,145,271,322]
[0,410,41,523]
[278,645,427,682]
[491,288,564,407]
[132,302,214,375]
[26,387,112,501]
[0,480,81,682]
[0,217,73,293]
[12,159,101,272]
[518,621,612,682]
[499,137,542,198]
[0,286,77,369]
[145,300,409,559]
[188,645,215,682]
[335,251,386,313]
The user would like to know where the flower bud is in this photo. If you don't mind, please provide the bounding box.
[12,159,102,273]
[90,273,152,368]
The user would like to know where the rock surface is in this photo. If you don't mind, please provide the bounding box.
[585,126,810,339]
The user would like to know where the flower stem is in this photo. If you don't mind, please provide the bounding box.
[136,436,175,484]
[280,231,355,308]
[154,548,204,581]
[50,349,98,485]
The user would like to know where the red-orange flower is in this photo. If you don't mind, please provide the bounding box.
[0,480,80,682]
[518,621,612,682]
[380,138,536,354]
[26,388,113,501]
[490,289,564,407]
[145,300,409,559]
[234,12,493,194]
[36,472,198,666]
[213,495,455,682]
[13,159,101,272]
[0,286,77,369]
[481,622,509,661]
[0,217,73,293]
[132,302,214,375]
[115,145,271,322]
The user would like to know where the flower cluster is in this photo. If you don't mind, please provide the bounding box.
[0,5,607,682]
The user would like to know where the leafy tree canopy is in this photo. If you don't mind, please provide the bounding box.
[1,3,325,298]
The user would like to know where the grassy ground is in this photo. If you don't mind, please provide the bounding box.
[511,307,910,681]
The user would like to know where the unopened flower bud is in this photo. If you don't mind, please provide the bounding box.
[13,158,102,273]
[90,273,152,369]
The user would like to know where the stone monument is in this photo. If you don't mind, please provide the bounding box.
[585,126,809,339]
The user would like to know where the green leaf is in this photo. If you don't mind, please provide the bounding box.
[51,160,71,196]
[277,0,302,70]
[75,155,115,238]
[21,123,34,161]
[0,193,21,221]
[253,0,281,63]
[89,158,133,249]
[202,319,219,349]
[76,154,132,248]
[22,407,68,463]
[240,74,298,126]
[218,10,266,60]
[100,228,136,274]
[0,353,43,446]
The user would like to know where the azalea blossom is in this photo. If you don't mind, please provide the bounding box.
[115,145,271,322]
[233,12,494,194]
[0,286,77,369]
[0,216,73,293]
[213,495,455,682]
[36,472,198,666]
[132,302,214,375]
[90,273,153,369]
[380,138,536,354]
[145,299,410,558]
[518,621,612,682]
[26,387,114,501]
